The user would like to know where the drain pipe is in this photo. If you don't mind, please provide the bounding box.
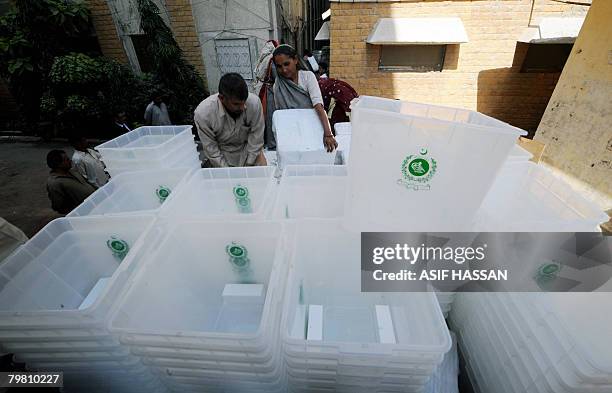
[528,0,536,27]
[268,0,278,41]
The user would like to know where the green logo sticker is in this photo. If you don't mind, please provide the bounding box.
[233,185,249,199]
[534,261,562,290]
[110,240,126,252]
[233,185,252,213]
[106,236,129,261]
[156,186,171,203]
[408,158,430,177]
[228,244,246,258]
[226,242,251,274]
[397,148,437,190]
[540,263,560,275]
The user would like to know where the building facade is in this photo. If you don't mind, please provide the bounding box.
[88,0,335,94]
[90,0,283,93]
[328,0,589,134]
[1,0,324,125]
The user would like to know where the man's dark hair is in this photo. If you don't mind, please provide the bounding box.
[218,73,248,101]
[304,49,312,57]
[47,150,66,169]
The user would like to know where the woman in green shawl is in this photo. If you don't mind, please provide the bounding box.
[271,45,337,152]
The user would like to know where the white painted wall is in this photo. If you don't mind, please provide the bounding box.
[190,0,280,93]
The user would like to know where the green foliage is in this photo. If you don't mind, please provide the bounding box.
[40,93,56,115]
[44,0,91,35]
[49,53,101,86]
[41,56,156,136]
[0,11,35,80]
[1,0,208,135]
[0,31,32,76]
[94,57,157,125]
[64,95,96,115]
[0,0,92,133]
[7,57,33,75]
[0,0,92,77]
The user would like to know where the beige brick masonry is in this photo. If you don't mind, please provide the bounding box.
[87,0,129,64]
[329,0,588,133]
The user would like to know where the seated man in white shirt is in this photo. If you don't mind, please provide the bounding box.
[69,136,109,188]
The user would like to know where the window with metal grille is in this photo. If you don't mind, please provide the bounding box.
[379,45,447,72]
[520,43,573,73]
[215,39,254,80]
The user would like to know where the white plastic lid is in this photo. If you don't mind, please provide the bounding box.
[539,293,612,374]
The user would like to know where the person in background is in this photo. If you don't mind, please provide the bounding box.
[70,135,109,188]
[252,40,279,149]
[46,150,96,215]
[318,78,359,131]
[303,49,319,74]
[318,61,329,79]
[144,91,171,126]
[272,44,336,152]
[194,73,266,167]
[110,110,132,137]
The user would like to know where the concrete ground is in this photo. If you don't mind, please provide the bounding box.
[0,141,68,238]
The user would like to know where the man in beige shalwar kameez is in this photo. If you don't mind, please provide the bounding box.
[194,73,266,167]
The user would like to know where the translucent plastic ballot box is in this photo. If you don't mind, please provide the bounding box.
[159,167,277,221]
[344,96,526,232]
[107,220,292,392]
[272,165,347,220]
[472,161,608,232]
[272,109,336,169]
[0,216,155,330]
[451,292,612,393]
[68,168,194,217]
[282,219,452,392]
[95,125,193,161]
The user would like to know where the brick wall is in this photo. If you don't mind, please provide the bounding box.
[166,0,208,91]
[87,0,129,64]
[329,0,588,133]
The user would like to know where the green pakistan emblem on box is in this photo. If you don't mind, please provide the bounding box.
[233,185,249,199]
[397,148,437,190]
[226,242,254,282]
[227,243,246,258]
[226,241,250,270]
[233,184,252,213]
[156,185,171,203]
[533,261,564,291]
[106,236,129,262]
